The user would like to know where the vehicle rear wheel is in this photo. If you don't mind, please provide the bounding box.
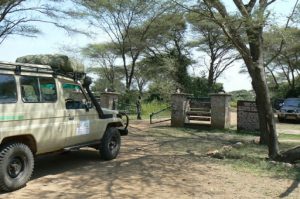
[0,143,34,192]
[100,127,121,160]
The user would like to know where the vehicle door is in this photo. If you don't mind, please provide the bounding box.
[61,81,100,147]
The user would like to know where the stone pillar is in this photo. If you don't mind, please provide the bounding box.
[100,92,119,110]
[171,93,191,127]
[210,93,231,129]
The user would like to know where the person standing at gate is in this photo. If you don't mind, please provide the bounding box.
[136,96,142,120]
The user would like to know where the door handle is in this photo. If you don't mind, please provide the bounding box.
[68,114,74,120]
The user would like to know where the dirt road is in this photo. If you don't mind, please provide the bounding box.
[2,121,300,199]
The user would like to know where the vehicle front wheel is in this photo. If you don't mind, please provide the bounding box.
[0,143,34,192]
[100,127,121,160]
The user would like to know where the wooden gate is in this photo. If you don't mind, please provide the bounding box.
[185,97,211,125]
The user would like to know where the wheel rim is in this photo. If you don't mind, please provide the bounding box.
[7,156,24,178]
[109,136,118,152]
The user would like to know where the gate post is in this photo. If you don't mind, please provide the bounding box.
[171,93,190,127]
[100,92,119,110]
[210,93,231,129]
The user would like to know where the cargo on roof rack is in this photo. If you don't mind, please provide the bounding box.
[16,54,85,73]
[0,61,85,80]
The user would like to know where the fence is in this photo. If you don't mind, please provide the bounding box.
[150,106,172,124]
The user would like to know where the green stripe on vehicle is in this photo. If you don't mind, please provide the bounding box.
[0,115,24,121]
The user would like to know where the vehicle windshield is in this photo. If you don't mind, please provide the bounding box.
[283,99,300,107]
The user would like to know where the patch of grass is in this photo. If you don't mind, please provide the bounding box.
[227,158,300,179]
[277,122,300,131]
[279,134,300,140]
[142,126,300,180]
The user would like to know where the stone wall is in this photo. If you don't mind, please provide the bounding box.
[210,94,231,129]
[100,92,119,110]
[171,94,190,127]
[237,100,260,132]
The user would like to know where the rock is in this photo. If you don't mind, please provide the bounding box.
[252,138,260,144]
[282,163,293,168]
[206,150,224,159]
[206,150,219,156]
[233,142,243,148]
[222,145,233,151]
[294,163,300,168]
[269,161,278,165]
[121,162,130,167]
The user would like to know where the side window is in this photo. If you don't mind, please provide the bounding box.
[63,83,87,109]
[20,76,40,102]
[0,74,17,103]
[40,77,57,102]
[20,76,57,103]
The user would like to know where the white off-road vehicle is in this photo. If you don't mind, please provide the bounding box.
[0,58,128,192]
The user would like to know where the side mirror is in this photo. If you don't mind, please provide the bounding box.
[84,101,93,112]
[87,101,93,109]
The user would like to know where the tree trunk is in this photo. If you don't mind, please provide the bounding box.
[207,61,214,89]
[248,63,280,158]
[244,26,280,158]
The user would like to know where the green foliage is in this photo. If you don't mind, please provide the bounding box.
[141,101,170,117]
[185,77,223,97]
[270,77,300,99]
[230,90,255,102]
[91,77,125,95]
[264,27,300,96]
[146,80,175,102]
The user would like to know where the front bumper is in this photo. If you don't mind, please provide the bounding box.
[278,113,300,120]
[119,128,129,136]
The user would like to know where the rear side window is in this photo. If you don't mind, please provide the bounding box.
[0,74,17,103]
[40,78,57,102]
[20,76,57,103]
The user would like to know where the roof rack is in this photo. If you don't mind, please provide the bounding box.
[0,61,86,81]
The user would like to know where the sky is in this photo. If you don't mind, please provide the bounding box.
[0,0,296,92]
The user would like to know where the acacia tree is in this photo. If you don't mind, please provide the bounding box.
[0,0,78,45]
[71,0,172,91]
[187,16,238,88]
[82,43,121,91]
[144,12,192,91]
[265,28,300,93]
[191,0,300,162]
[0,0,40,44]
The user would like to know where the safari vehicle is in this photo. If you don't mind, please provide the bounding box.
[0,57,128,192]
[278,98,300,122]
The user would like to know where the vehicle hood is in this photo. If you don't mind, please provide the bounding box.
[102,108,118,115]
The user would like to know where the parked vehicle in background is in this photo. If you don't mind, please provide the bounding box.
[277,98,300,122]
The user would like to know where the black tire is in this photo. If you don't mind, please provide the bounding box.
[0,143,34,192]
[100,127,121,160]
